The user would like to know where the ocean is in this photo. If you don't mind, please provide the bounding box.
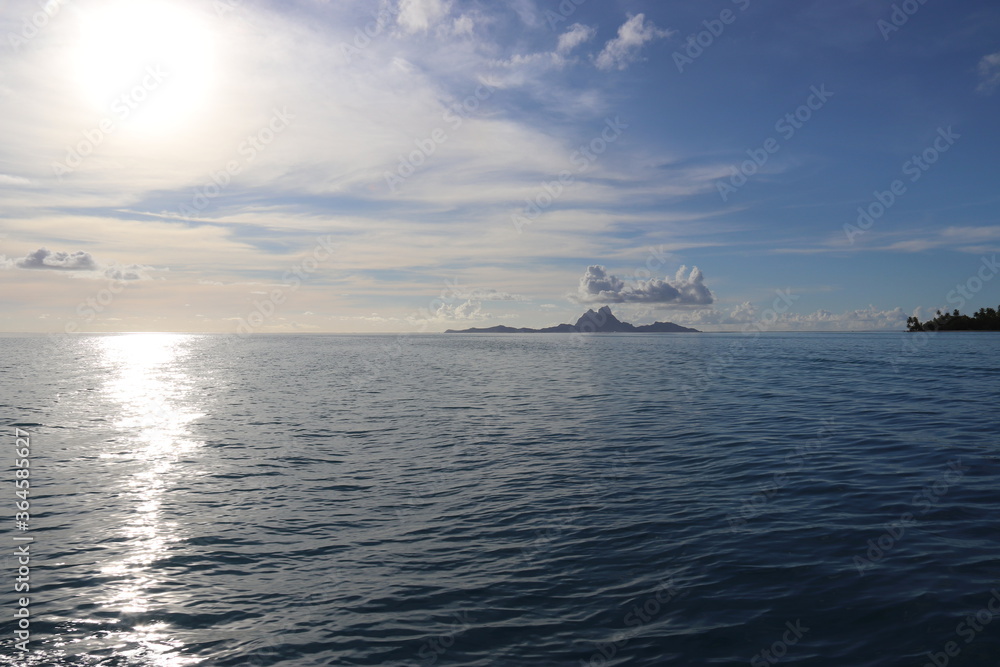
[1,332,999,666]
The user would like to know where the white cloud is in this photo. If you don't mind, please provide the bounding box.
[397,0,451,34]
[557,23,596,55]
[573,264,714,306]
[672,302,909,331]
[431,298,490,321]
[595,14,673,71]
[0,174,32,187]
[452,14,474,36]
[977,52,1000,94]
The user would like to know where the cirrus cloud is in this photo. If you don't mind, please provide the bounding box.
[595,14,673,71]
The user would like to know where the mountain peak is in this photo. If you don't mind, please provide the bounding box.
[574,306,633,332]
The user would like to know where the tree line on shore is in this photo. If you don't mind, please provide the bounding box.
[906,307,1000,332]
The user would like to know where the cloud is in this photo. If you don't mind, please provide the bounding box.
[8,247,153,280]
[977,52,1000,93]
[397,0,451,34]
[557,23,597,54]
[103,264,154,281]
[451,287,527,302]
[671,302,909,331]
[14,248,98,271]
[431,298,490,321]
[595,14,673,71]
[573,265,714,306]
[0,174,32,187]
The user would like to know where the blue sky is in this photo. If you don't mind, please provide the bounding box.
[1,0,998,332]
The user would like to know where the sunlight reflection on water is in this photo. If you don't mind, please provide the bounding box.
[93,334,205,666]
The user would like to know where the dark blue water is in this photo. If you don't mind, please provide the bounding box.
[1,332,999,666]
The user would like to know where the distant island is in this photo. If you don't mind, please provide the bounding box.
[907,307,1000,332]
[445,306,700,334]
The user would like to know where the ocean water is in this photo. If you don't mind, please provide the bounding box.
[1,332,999,666]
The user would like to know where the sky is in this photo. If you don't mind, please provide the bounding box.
[0,0,998,333]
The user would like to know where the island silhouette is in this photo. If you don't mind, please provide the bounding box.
[907,307,1000,332]
[445,306,700,333]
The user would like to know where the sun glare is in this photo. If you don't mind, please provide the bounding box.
[72,0,216,133]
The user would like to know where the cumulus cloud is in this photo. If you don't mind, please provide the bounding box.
[977,52,1000,94]
[7,247,154,280]
[103,265,153,281]
[557,23,597,54]
[15,248,98,271]
[573,265,714,306]
[595,14,673,71]
[431,298,490,321]
[397,0,451,34]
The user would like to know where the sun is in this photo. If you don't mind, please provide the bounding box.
[72,0,216,133]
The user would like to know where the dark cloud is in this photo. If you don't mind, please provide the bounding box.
[574,264,714,306]
[15,248,98,271]
[8,247,153,280]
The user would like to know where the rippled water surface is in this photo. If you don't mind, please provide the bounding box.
[1,332,999,666]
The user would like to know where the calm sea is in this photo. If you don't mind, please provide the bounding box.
[1,332,999,666]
